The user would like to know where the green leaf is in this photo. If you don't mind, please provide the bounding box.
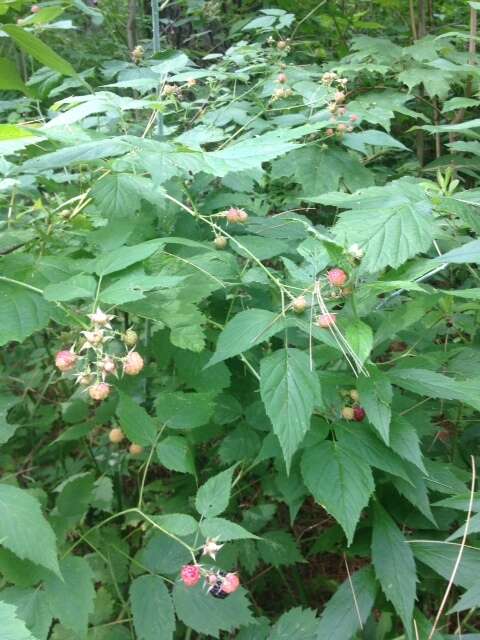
[301,441,374,544]
[173,582,253,638]
[0,281,52,347]
[391,463,436,525]
[116,393,157,445]
[330,182,435,273]
[260,348,320,470]
[55,472,95,518]
[195,466,236,518]
[22,138,130,173]
[345,319,373,365]
[433,239,480,264]
[316,566,378,639]
[150,514,198,537]
[411,541,480,588]
[208,309,289,366]
[358,368,392,444]
[0,393,19,445]
[0,587,52,640]
[44,556,94,638]
[336,424,412,483]
[94,240,164,276]
[0,57,29,94]
[200,517,258,542]
[449,580,480,614]
[157,436,196,475]
[258,531,304,567]
[155,391,215,429]
[390,369,480,411]
[0,484,60,576]
[343,129,409,154]
[269,608,317,640]
[3,25,75,76]
[372,503,417,632]
[390,416,426,473]
[130,575,175,640]
[43,275,97,302]
[0,601,36,640]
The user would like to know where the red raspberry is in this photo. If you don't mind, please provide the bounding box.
[316,313,336,328]
[222,573,240,594]
[277,72,288,83]
[350,114,358,122]
[55,350,77,372]
[327,268,347,287]
[353,406,366,422]
[181,564,201,587]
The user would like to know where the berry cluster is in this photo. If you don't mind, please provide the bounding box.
[321,71,358,136]
[180,538,240,599]
[108,428,143,456]
[55,308,144,402]
[341,390,366,422]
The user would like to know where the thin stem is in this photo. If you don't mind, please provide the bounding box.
[137,427,165,509]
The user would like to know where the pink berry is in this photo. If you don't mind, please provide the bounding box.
[225,207,248,223]
[222,573,240,594]
[181,564,201,587]
[317,313,336,328]
[337,123,347,133]
[55,350,77,372]
[350,114,358,122]
[31,4,40,12]
[353,406,366,422]
[327,268,347,287]
[335,91,345,103]
[123,351,144,376]
[102,357,116,374]
[277,72,288,83]
[88,383,110,401]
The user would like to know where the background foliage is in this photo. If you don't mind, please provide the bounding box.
[1,0,480,638]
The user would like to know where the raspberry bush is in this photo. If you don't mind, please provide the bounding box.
[1,1,480,639]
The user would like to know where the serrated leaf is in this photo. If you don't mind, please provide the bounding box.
[208,309,289,366]
[0,281,52,346]
[390,368,480,411]
[22,138,130,172]
[448,580,480,614]
[391,463,436,525]
[43,275,97,302]
[116,393,156,445]
[336,424,412,483]
[411,541,480,588]
[200,517,258,542]
[44,556,94,638]
[0,601,36,640]
[358,368,392,444]
[258,531,304,567]
[0,587,52,640]
[390,416,426,473]
[331,183,435,273]
[0,484,60,576]
[195,466,236,518]
[316,566,378,639]
[268,607,317,640]
[130,575,175,640]
[301,441,374,544]
[433,239,480,264]
[151,514,198,536]
[55,472,95,518]
[157,436,195,475]
[155,391,215,429]
[372,503,417,633]
[260,348,320,471]
[3,24,75,76]
[173,582,253,638]
[94,240,164,276]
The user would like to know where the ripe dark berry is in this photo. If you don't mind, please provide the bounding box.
[353,406,366,422]
[208,571,229,599]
